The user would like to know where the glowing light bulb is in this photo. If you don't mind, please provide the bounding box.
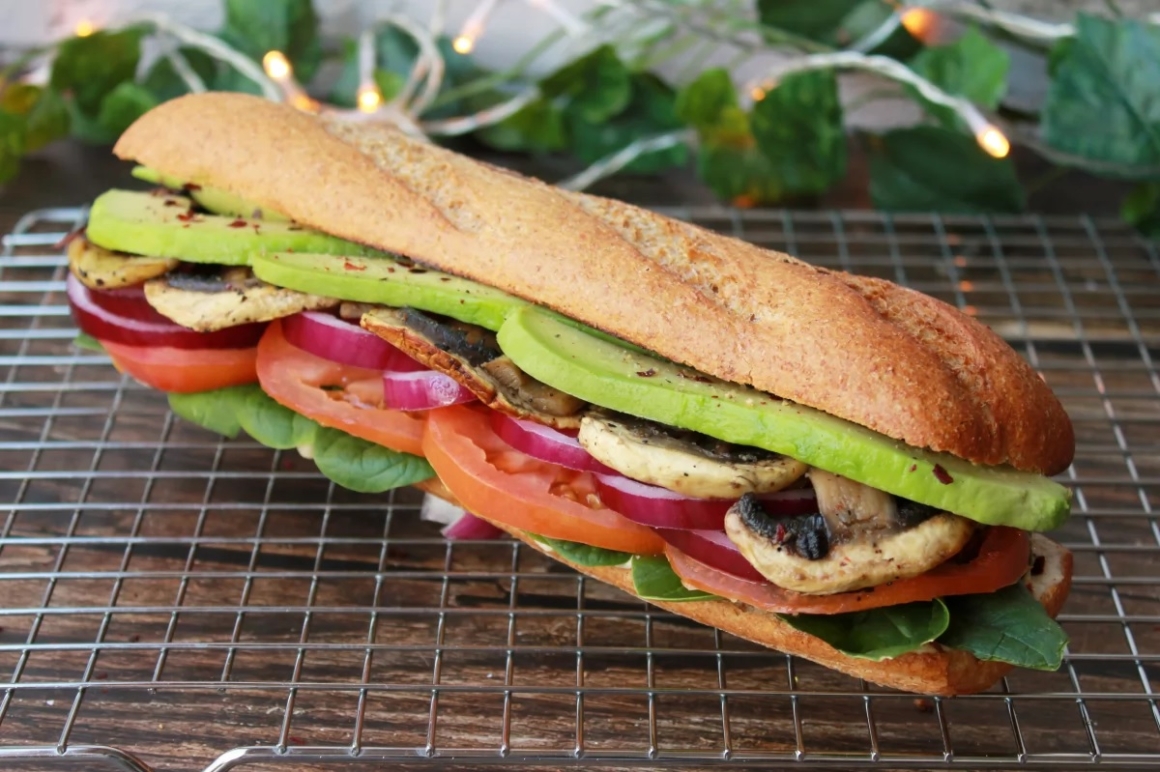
[74,20,96,37]
[750,86,766,102]
[900,8,936,41]
[262,51,292,81]
[976,125,1010,159]
[453,35,475,55]
[357,86,383,113]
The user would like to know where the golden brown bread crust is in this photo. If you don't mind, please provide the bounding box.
[113,93,1075,475]
[496,522,1072,696]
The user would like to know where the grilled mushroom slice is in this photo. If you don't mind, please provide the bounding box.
[725,469,976,594]
[361,307,585,429]
[578,410,806,497]
[68,236,178,290]
[143,266,338,331]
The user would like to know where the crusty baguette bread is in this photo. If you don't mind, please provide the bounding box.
[493,520,1072,696]
[113,92,1074,475]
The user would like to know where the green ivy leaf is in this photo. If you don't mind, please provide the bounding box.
[142,47,218,102]
[940,583,1068,671]
[868,126,1025,213]
[631,555,717,602]
[1121,182,1160,238]
[96,82,158,138]
[0,111,26,184]
[50,27,145,116]
[476,98,568,153]
[750,70,847,196]
[756,0,919,57]
[529,534,632,567]
[23,88,70,152]
[1042,15,1160,170]
[697,142,785,206]
[908,27,1010,128]
[541,44,632,124]
[674,67,737,131]
[311,428,434,493]
[220,0,322,83]
[568,73,688,175]
[781,600,950,661]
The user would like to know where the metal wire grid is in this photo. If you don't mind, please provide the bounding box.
[0,206,1156,772]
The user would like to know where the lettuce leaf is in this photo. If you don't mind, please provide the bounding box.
[311,427,434,493]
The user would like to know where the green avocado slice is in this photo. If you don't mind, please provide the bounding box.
[132,166,291,222]
[496,306,1072,531]
[251,251,527,330]
[86,189,381,265]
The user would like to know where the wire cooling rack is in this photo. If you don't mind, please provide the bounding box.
[0,206,1158,772]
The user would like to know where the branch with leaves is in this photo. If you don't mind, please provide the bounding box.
[0,0,1156,237]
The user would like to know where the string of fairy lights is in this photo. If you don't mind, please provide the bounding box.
[50,0,1097,189]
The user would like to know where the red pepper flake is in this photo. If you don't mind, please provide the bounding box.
[774,522,787,544]
[344,260,366,271]
[933,464,954,484]
[228,219,247,228]
[163,199,183,207]
[183,182,202,191]
[908,464,917,472]
[251,223,261,233]
[636,369,657,377]
[176,211,195,222]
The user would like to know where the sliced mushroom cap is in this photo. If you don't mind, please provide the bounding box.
[144,266,338,331]
[578,410,806,498]
[724,470,977,594]
[361,307,585,429]
[68,236,178,290]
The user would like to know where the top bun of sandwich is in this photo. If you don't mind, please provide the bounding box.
[114,92,1075,476]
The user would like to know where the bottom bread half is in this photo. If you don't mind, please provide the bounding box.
[487,518,1073,696]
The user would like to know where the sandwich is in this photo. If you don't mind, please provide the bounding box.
[66,92,1076,696]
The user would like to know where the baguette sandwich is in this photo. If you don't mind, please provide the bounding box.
[67,92,1076,696]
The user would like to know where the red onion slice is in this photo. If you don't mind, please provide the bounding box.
[441,512,506,541]
[382,369,477,411]
[490,412,613,473]
[593,473,732,530]
[653,528,766,582]
[66,272,264,349]
[282,311,424,371]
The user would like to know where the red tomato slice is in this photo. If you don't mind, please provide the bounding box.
[257,319,426,457]
[102,339,258,393]
[667,526,1030,615]
[423,405,666,555]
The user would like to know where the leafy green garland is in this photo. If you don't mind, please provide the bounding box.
[0,0,1157,236]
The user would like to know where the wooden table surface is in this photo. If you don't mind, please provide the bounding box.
[0,139,1157,772]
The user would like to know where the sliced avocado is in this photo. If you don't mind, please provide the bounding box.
[86,190,381,266]
[251,251,527,330]
[496,307,1072,531]
[132,166,291,221]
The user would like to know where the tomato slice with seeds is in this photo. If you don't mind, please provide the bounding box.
[102,339,259,393]
[256,319,426,456]
[666,525,1030,615]
[423,405,666,555]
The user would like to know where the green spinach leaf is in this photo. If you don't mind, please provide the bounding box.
[939,583,1068,671]
[868,126,1024,213]
[1122,182,1160,238]
[751,70,846,195]
[631,555,717,602]
[529,534,632,567]
[238,388,316,450]
[311,427,434,493]
[1042,15,1160,171]
[72,333,105,352]
[781,600,950,661]
[167,385,254,439]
